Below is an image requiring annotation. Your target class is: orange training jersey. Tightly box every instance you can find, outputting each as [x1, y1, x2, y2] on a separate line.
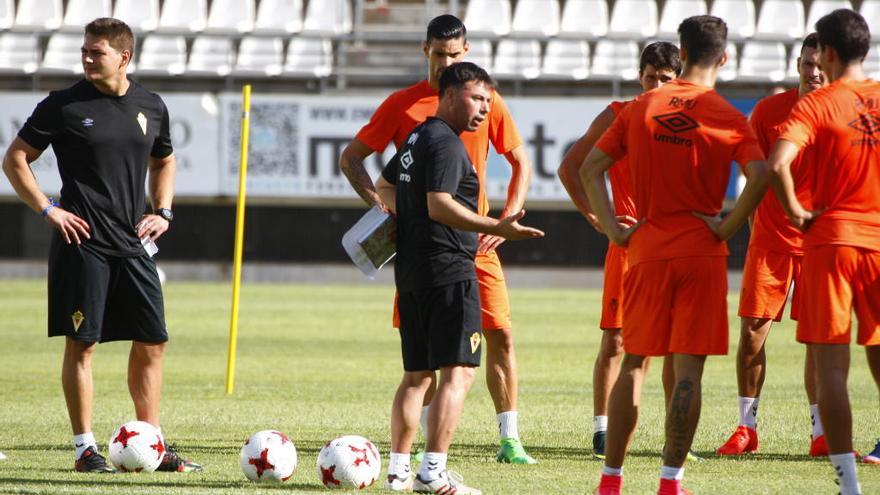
[596, 79, 765, 265]
[748, 88, 811, 254]
[355, 79, 523, 216]
[607, 101, 637, 219]
[778, 77, 880, 251]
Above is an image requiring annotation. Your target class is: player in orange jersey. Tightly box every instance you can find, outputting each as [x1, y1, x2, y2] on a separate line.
[716, 33, 830, 457]
[558, 41, 690, 461]
[583, 16, 768, 495]
[339, 15, 536, 466]
[768, 9, 880, 495]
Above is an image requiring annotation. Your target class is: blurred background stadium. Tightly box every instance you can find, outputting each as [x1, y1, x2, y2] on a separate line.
[2, 0, 877, 281]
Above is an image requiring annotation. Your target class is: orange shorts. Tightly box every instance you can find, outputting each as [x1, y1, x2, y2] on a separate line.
[392, 250, 512, 331]
[796, 245, 880, 346]
[622, 256, 729, 357]
[738, 245, 802, 321]
[600, 244, 628, 330]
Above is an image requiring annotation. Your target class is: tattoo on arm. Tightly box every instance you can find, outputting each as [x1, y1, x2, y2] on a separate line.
[665, 378, 696, 466]
[341, 154, 379, 207]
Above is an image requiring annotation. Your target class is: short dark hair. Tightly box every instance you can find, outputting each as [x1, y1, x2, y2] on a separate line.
[426, 14, 466, 43]
[85, 17, 134, 55]
[438, 62, 495, 97]
[815, 9, 870, 64]
[800, 32, 819, 54]
[677, 15, 727, 67]
[640, 41, 681, 75]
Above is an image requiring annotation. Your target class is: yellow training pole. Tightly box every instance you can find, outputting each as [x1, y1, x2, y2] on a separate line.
[226, 84, 252, 395]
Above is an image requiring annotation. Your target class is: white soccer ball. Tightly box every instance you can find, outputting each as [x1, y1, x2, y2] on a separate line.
[316, 435, 381, 489]
[240, 430, 298, 483]
[108, 421, 165, 472]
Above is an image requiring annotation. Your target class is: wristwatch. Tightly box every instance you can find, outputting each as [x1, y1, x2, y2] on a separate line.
[154, 208, 174, 223]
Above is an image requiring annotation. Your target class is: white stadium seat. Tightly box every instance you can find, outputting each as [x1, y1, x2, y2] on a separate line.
[464, 0, 511, 37]
[283, 37, 333, 77]
[591, 39, 639, 79]
[233, 36, 283, 76]
[138, 35, 187, 75]
[0, 33, 39, 73]
[62, 0, 111, 31]
[206, 0, 255, 33]
[464, 39, 493, 69]
[40, 33, 84, 74]
[113, 0, 159, 32]
[254, 0, 303, 34]
[608, 0, 658, 39]
[805, 0, 851, 32]
[14, 0, 62, 31]
[710, 0, 755, 40]
[559, 0, 607, 39]
[658, 0, 707, 39]
[755, 0, 804, 40]
[738, 41, 787, 82]
[0, 0, 13, 30]
[302, 0, 351, 35]
[786, 40, 801, 82]
[186, 36, 235, 76]
[493, 39, 541, 79]
[865, 45, 880, 79]
[510, 0, 560, 38]
[718, 42, 739, 82]
[158, 0, 207, 32]
[862, 1, 880, 41]
[541, 39, 590, 79]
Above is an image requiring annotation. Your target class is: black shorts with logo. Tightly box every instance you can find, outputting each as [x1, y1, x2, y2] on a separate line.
[48, 235, 168, 343]
[397, 279, 482, 371]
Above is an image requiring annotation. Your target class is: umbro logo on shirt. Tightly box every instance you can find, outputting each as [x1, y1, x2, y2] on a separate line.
[81, 118, 94, 127]
[400, 150, 414, 170]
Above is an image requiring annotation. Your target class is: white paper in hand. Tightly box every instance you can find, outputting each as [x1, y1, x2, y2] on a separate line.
[140, 237, 159, 257]
[342, 206, 396, 279]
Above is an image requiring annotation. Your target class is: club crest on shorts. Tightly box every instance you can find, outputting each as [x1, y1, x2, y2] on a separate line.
[469, 332, 481, 354]
[137, 112, 147, 135]
[71, 310, 85, 332]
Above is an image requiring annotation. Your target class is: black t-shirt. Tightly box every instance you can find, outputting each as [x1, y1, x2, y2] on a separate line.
[382, 117, 480, 291]
[18, 79, 173, 257]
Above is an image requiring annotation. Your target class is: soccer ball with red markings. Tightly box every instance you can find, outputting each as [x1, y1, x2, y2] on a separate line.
[316, 435, 381, 489]
[239, 430, 298, 483]
[108, 421, 165, 472]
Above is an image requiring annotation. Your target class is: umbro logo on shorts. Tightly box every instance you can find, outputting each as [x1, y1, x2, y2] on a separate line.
[71, 310, 85, 332]
[470, 332, 481, 354]
[81, 118, 94, 127]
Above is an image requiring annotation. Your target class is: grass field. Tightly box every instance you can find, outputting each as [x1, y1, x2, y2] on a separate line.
[1, 279, 879, 494]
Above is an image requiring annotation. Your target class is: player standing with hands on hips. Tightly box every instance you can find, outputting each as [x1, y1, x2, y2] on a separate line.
[375, 62, 543, 494]
[1, 18, 200, 474]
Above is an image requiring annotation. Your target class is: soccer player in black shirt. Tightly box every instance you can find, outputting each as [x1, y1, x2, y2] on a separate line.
[375, 62, 543, 494]
[1, 18, 199, 473]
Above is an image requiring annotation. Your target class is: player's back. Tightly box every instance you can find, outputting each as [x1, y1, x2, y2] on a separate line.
[607, 100, 637, 219]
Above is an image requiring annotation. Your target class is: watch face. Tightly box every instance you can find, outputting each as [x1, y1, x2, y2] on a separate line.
[157, 208, 173, 221]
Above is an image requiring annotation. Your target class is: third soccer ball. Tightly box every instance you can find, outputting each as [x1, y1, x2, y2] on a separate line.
[108, 421, 165, 472]
[240, 430, 298, 482]
[316, 435, 381, 489]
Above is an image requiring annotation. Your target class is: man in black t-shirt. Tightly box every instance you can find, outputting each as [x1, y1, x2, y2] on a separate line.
[1, 18, 199, 474]
[374, 62, 543, 495]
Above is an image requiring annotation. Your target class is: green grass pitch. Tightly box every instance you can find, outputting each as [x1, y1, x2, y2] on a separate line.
[1, 279, 878, 494]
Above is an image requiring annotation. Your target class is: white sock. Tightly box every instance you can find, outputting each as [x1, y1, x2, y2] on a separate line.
[830, 452, 861, 495]
[602, 465, 622, 476]
[498, 411, 519, 440]
[419, 405, 430, 439]
[810, 404, 824, 440]
[660, 465, 684, 481]
[388, 452, 411, 478]
[73, 432, 97, 459]
[738, 396, 759, 429]
[594, 415, 608, 434]
[418, 452, 447, 482]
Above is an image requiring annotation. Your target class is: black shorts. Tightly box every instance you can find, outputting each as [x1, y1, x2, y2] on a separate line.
[48, 235, 168, 343]
[397, 279, 482, 371]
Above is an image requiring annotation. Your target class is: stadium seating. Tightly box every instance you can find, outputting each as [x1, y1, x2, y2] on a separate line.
[541, 39, 590, 79]
[805, 0, 851, 33]
[186, 36, 235, 76]
[138, 35, 187, 75]
[157, 0, 207, 33]
[657, 0, 707, 39]
[785, 40, 801, 82]
[755, 0, 805, 40]
[493, 39, 541, 79]
[608, 0, 658, 39]
[510, 0, 560, 38]
[254, 0, 303, 34]
[113, 0, 159, 32]
[465, 39, 494, 69]
[558, 0, 607, 39]
[302, 0, 351, 35]
[860, 0, 880, 40]
[464, 0, 511, 37]
[206, 0, 255, 33]
[718, 42, 738, 82]
[0, 32, 39, 73]
[865, 44, 880, 79]
[233, 36, 284, 76]
[40, 33, 84, 74]
[591, 39, 639, 79]
[710, 0, 755, 40]
[283, 37, 333, 77]
[62, 0, 111, 31]
[13, 0, 62, 31]
[738, 41, 787, 82]
[0, 0, 12, 30]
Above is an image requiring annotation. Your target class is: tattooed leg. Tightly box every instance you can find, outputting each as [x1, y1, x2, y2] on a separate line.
[663, 354, 706, 468]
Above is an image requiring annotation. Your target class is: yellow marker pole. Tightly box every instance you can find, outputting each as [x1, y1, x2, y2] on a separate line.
[226, 84, 252, 395]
